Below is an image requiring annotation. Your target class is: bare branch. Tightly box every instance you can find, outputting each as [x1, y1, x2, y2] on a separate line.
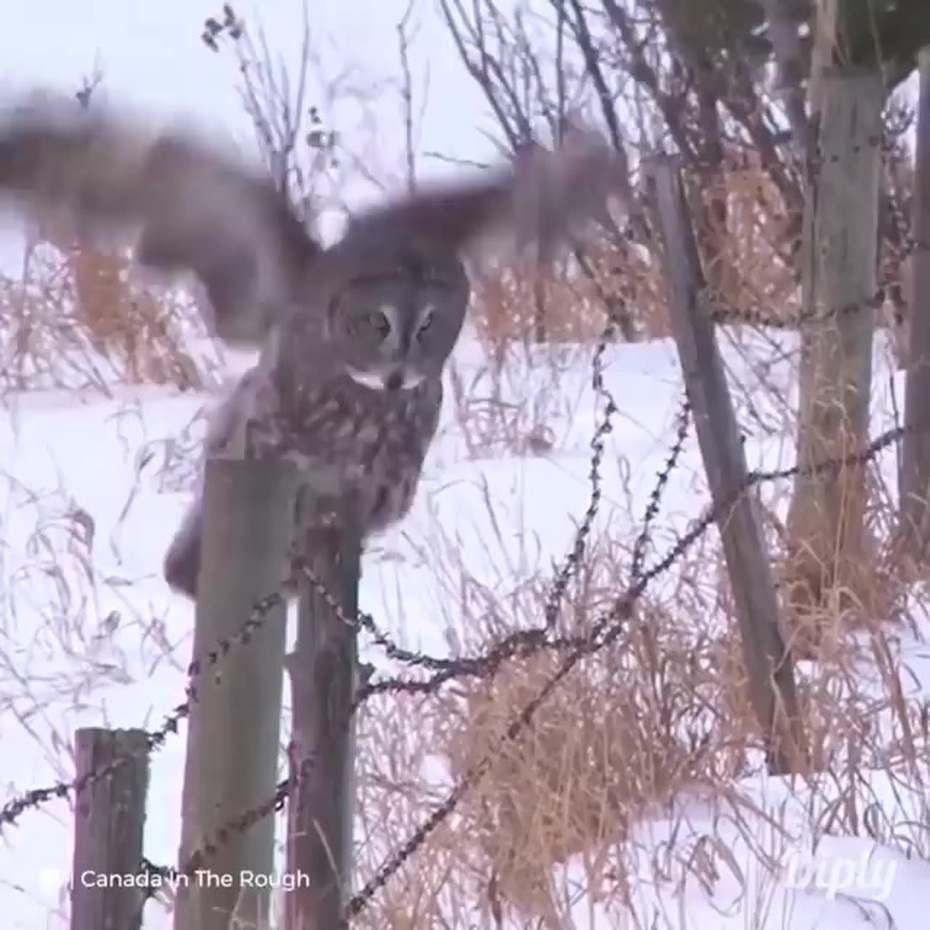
[397, 0, 419, 193]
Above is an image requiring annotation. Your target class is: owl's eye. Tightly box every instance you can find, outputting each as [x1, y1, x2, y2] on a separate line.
[416, 308, 434, 338]
[369, 310, 391, 333]
[355, 308, 391, 338]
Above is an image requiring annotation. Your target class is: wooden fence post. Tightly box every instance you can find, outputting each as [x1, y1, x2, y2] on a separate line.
[900, 47, 930, 567]
[646, 155, 808, 775]
[173, 458, 298, 930]
[285, 485, 362, 930]
[70, 727, 150, 930]
[785, 67, 883, 624]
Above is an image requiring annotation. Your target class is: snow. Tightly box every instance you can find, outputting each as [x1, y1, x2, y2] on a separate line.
[0, 323, 927, 929]
[0, 2, 927, 923]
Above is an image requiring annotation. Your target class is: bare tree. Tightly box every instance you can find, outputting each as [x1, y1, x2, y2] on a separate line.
[439, 0, 928, 627]
[201, 2, 340, 233]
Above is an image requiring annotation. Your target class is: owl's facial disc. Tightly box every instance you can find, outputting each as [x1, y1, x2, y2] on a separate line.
[339, 298, 437, 393]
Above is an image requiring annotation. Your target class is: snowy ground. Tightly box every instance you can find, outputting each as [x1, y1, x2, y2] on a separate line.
[1, 327, 929, 928]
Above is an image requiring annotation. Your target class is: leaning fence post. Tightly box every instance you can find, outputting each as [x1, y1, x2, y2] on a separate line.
[646, 155, 808, 775]
[285, 480, 362, 930]
[70, 727, 150, 930]
[173, 458, 298, 930]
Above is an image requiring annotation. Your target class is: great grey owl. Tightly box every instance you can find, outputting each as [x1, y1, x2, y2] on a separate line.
[0, 93, 627, 600]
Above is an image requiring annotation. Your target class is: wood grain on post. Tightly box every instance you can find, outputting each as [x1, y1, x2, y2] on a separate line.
[285, 484, 361, 930]
[646, 155, 808, 775]
[901, 48, 930, 565]
[70, 727, 150, 930]
[173, 458, 298, 930]
[786, 68, 883, 622]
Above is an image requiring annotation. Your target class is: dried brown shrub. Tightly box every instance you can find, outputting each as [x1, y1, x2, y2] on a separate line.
[467, 155, 801, 350]
[416, 527, 749, 922]
[63, 241, 205, 388]
[0, 229, 214, 394]
[442, 649, 694, 916]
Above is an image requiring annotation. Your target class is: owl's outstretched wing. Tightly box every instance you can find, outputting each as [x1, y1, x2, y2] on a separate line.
[340, 122, 629, 263]
[0, 94, 319, 347]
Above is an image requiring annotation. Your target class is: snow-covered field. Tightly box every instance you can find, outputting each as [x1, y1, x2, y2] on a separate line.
[0, 323, 929, 929]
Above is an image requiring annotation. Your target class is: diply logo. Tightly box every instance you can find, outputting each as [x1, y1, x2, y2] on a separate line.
[782, 846, 897, 902]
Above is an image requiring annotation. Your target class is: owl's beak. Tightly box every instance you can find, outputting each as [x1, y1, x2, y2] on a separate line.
[346, 366, 424, 392]
[385, 368, 425, 391]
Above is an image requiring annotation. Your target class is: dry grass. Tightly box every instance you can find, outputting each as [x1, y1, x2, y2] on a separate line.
[467, 155, 802, 349]
[0, 227, 220, 396]
[445, 331, 591, 460]
[341, 273, 930, 927]
[0, 122, 927, 929]
[346, 471, 930, 926]
[436, 588, 730, 919]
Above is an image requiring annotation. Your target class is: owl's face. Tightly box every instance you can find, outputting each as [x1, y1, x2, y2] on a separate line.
[316, 247, 470, 392]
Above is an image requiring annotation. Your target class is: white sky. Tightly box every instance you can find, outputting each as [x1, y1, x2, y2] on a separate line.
[0, 2, 920, 247]
[0, 0, 501, 242]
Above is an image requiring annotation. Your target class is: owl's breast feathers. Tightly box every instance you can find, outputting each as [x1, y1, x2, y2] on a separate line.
[243, 367, 443, 533]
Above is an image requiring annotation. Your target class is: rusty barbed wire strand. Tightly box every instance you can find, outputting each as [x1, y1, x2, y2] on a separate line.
[3, 135, 919, 921]
[0, 586, 292, 828]
[542, 317, 619, 629]
[341, 412, 917, 923]
[630, 393, 692, 584]
[356, 406, 913, 708]
[8, 307, 916, 915]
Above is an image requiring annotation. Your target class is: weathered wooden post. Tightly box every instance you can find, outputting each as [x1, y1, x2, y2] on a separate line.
[785, 67, 884, 621]
[173, 458, 298, 930]
[647, 155, 808, 775]
[70, 727, 150, 930]
[284, 480, 362, 930]
[900, 47, 930, 567]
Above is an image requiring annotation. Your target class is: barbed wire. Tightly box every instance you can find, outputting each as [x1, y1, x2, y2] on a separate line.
[174, 93, 923, 929]
[2, 170, 921, 923]
[630, 393, 692, 584]
[137, 278, 919, 919]
[5, 289, 915, 911]
[338, 244, 919, 918]
[0, 586, 292, 828]
[342, 408, 916, 924]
